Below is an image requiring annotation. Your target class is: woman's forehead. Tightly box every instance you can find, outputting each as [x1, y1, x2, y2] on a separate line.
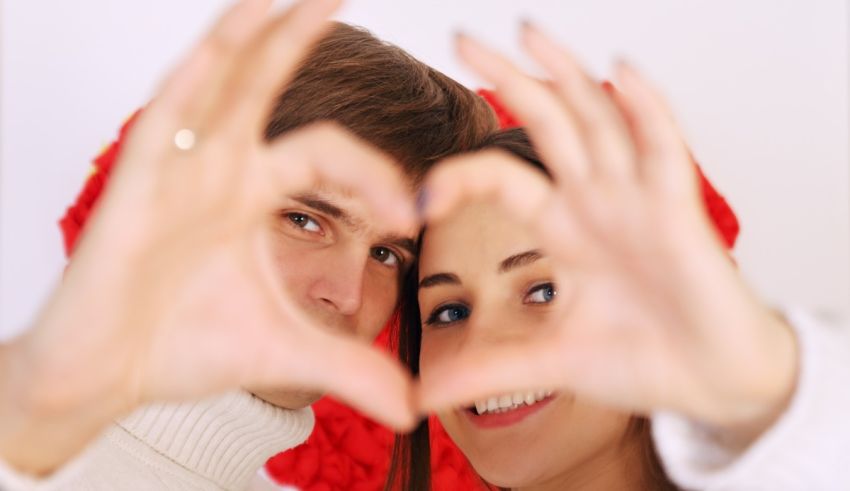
[419, 201, 538, 274]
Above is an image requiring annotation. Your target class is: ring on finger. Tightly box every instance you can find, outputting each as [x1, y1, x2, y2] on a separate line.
[173, 128, 198, 152]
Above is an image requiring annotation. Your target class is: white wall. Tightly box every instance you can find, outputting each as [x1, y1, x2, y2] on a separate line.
[1, 0, 848, 339]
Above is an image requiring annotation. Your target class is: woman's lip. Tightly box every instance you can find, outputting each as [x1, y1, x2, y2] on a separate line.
[462, 395, 556, 429]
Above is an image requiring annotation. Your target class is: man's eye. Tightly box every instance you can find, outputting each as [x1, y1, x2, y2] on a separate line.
[286, 213, 321, 233]
[524, 283, 556, 304]
[426, 304, 471, 326]
[370, 246, 401, 267]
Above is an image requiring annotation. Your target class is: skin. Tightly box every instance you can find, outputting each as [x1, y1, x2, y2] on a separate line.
[0, 0, 419, 474]
[0, 1, 799, 483]
[418, 201, 647, 490]
[417, 24, 798, 455]
[254, 186, 417, 407]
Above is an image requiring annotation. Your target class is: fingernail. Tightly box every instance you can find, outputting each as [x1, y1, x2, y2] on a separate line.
[415, 188, 430, 217]
[614, 58, 637, 76]
[600, 80, 616, 94]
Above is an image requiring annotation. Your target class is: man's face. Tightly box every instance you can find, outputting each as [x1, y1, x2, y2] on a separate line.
[253, 183, 418, 408]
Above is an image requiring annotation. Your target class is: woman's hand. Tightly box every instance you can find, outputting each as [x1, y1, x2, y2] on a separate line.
[417, 24, 798, 444]
[0, 0, 417, 474]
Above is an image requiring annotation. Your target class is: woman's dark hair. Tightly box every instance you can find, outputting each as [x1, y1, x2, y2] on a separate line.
[386, 128, 678, 491]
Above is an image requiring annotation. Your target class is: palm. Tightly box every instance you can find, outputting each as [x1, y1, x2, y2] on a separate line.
[19, 0, 417, 432]
[419, 27, 795, 428]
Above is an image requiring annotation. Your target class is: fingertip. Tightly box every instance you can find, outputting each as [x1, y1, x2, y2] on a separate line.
[415, 187, 430, 219]
[454, 32, 488, 62]
[422, 192, 451, 224]
[242, 0, 273, 13]
[518, 17, 542, 45]
[299, 0, 343, 16]
[614, 60, 644, 94]
[396, 201, 419, 233]
[398, 394, 421, 433]
[418, 175, 448, 222]
[600, 80, 616, 94]
[453, 30, 472, 57]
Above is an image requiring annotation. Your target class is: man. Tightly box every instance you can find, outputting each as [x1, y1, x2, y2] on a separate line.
[0, 1, 494, 488]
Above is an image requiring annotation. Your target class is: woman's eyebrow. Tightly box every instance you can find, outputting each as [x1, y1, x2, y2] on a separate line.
[498, 249, 543, 273]
[419, 272, 461, 289]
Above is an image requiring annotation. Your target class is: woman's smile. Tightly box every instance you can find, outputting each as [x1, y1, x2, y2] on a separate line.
[462, 390, 557, 429]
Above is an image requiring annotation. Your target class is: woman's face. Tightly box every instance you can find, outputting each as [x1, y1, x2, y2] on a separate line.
[417, 200, 633, 488]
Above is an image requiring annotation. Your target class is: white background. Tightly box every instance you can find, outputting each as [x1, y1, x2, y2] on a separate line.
[1, 0, 848, 339]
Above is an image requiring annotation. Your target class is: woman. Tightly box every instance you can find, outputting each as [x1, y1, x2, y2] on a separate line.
[390, 24, 847, 490]
[392, 128, 677, 490]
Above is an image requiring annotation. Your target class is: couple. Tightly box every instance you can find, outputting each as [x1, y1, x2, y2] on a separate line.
[0, 0, 847, 489]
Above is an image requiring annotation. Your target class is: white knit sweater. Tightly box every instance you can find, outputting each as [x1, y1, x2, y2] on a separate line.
[0, 391, 314, 490]
[652, 308, 850, 490]
[1, 309, 847, 490]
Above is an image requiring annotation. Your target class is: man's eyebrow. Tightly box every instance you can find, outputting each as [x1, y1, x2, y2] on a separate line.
[419, 272, 461, 289]
[498, 249, 543, 274]
[381, 236, 418, 256]
[291, 193, 358, 228]
[292, 193, 415, 249]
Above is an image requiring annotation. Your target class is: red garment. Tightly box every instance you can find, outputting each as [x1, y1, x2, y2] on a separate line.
[58, 91, 739, 491]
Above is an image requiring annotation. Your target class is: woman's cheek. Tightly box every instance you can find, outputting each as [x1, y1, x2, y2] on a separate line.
[360, 274, 399, 337]
[418, 330, 443, 377]
[418, 328, 463, 379]
[418, 333, 435, 376]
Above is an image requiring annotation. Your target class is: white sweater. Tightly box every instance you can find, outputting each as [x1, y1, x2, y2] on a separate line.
[0, 392, 314, 490]
[1, 309, 847, 490]
[652, 308, 850, 490]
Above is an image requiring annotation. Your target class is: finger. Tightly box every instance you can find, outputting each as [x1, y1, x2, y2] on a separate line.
[455, 34, 591, 180]
[416, 334, 569, 414]
[133, 0, 274, 152]
[267, 327, 417, 431]
[613, 63, 694, 190]
[423, 150, 553, 222]
[600, 81, 641, 144]
[256, 122, 418, 232]
[521, 23, 637, 181]
[422, 150, 584, 263]
[213, 0, 342, 140]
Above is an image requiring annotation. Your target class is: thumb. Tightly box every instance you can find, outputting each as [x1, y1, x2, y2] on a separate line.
[261, 325, 417, 432]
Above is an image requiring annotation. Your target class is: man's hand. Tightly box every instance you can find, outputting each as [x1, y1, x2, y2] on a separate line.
[0, 0, 417, 475]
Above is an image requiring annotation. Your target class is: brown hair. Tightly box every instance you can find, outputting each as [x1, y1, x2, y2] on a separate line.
[265, 22, 497, 182]
[387, 128, 679, 491]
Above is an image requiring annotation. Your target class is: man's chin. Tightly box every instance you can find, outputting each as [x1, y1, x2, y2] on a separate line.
[251, 388, 323, 410]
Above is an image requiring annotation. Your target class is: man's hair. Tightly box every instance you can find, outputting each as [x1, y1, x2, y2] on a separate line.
[265, 22, 497, 183]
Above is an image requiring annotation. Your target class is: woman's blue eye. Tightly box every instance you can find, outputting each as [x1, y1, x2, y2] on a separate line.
[287, 212, 321, 233]
[427, 304, 470, 326]
[525, 283, 556, 304]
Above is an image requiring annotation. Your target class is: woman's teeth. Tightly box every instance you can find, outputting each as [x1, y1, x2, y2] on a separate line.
[473, 390, 554, 415]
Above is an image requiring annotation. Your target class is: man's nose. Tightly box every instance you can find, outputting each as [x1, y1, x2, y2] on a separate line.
[308, 249, 368, 317]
